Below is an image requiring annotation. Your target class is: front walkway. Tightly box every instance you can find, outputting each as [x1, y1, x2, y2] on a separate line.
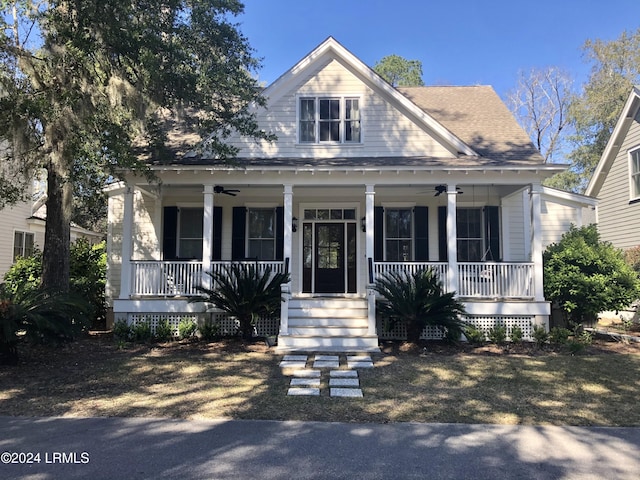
[279, 354, 374, 397]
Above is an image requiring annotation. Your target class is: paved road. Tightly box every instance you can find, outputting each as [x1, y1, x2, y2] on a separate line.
[1, 416, 639, 479]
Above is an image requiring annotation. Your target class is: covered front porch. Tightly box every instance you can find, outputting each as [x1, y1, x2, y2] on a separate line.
[108, 168, 550, 350]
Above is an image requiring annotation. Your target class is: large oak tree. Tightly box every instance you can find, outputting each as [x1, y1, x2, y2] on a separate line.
[0, 0, 270, 291]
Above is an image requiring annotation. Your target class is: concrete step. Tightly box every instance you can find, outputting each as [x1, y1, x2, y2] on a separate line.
[288, 326, 369, 336]
[288, 317, 368, 328]
[288, 307, 368, 319]
[276, 334, 380, 352]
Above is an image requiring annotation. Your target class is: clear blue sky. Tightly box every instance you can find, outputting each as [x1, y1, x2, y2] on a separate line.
[238, 0, 639, 98]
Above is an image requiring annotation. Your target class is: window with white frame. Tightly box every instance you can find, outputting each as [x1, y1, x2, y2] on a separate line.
[385, 208, 412, 261]
[13, 231, 35, 261]
[630, 148, 640, 200]
[248, 208, 276, 260]
[178, 208, 203, 259]
[298, 97, 361, 143]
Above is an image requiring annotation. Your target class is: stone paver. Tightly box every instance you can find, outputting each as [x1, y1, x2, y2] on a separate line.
[290, 378, 321, 387]
[330, 370, 358, 378]
[287, 387, 320, 396]
[283, 355, 309, 361]
[346, 355, 372, 362]
[292, 369, 321, 378]
[314, 355, 339, 361]
[347, 361, 374, 369]
[279, 360, 307, 369]
[313, 360, 340, 369]
[330, 388, 363, 397]
[329, 378, 360, 387]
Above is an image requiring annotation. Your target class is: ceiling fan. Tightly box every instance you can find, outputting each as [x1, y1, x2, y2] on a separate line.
[434, 185, 463, 196]
[213, 186, 240, 196]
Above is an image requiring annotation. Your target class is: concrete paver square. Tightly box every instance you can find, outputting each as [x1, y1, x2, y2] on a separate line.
[329, 378, 360, 387]
[313, 361, 340, 369]
[291, 378, 321, 387]
[347, 361, 374, 369]
[314, 355, 339, 361]
[330, 388, 363, 397]
[292, 370, 321, 378]
[283, 355, 309, 362]
[287, 387, 320, 396]
[330, 370, 358, 378]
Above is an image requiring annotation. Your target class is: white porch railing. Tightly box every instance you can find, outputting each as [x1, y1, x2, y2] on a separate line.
[373, 261, 534, 299]
[130, 260, 286, 297]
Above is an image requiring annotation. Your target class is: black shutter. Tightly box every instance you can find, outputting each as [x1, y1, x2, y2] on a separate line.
[484, 206, 500, 261]
[213, 206, 222, 261]
[414, 206, 429, 261]
[438, 206, 448, 262]
[275, 206, 284, 260]
[231, 206, 246, 260]
[374, 206, 384, 261]
[163, 206, 178, 260]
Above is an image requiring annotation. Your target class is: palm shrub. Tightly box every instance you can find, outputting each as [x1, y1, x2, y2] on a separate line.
[193, 263, 290, 341]
[373, 268, 467, 344]
[0, 284, 90, 365]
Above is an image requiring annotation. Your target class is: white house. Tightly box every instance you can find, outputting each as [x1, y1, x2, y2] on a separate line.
[0, 192, 103, 281]
[106, 37, 575, 351]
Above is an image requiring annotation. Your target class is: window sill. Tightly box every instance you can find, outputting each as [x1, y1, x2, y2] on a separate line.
[296, 142, 364, 148]
[629, 197, 640, 205]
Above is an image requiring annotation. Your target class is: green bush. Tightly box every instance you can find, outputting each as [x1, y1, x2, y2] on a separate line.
[3, 239, 107, 328]
[193, 263, 290, 341]
[464, 324, 485, 345]
[624, 245, 640, 275]
[155, 319, 173, 342]
[488, 325, 507, 345]
[112, 320, 131, 340]
[199, 319, 221, 341]
[532, 324, 549, 347]
[373, 268, 467, 344]
[131, 320, 152, 342]
[544, 225, 640, 327]
[510, 325, 523, 343]
[178, 319, 197, 340]
[549, 327, 571, 345]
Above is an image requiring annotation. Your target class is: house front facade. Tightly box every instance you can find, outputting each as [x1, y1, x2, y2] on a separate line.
[107, 37, 569, 351]
[586, 86, 640, 250]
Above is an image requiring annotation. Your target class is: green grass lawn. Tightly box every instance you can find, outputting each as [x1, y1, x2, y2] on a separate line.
[1, 335, 639, 426]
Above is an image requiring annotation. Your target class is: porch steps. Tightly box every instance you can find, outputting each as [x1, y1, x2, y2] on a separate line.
[277, 297, 379, 352]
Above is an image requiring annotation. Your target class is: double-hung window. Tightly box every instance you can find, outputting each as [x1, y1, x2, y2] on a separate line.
[299, 97, 361, 143]
[630, 148, 640, 201]
[177, 208, 203, 259]
[248, 208, 276, 260]
[457, 208, 483, 262]
[13, 231, 35, 261]
[385, 208, 412, 261]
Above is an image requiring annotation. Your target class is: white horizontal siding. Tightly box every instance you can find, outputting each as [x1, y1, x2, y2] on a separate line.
[598, 115, 640, 249]
[227, 58, 452, 159]
[0, 202, 37, 280]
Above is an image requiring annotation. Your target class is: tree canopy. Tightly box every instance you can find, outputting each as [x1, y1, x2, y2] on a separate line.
[0, 0, 271, 290]
[373, 54, 424, 87]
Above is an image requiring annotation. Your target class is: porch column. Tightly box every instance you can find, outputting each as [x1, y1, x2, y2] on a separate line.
[279, 184, 293, 336]
[365, 184, 376, 335]
[446, 184, 459, 294]
[119, 187, 134, 299]
[530, 183, 544, 301]
[201, 185, 215, 291]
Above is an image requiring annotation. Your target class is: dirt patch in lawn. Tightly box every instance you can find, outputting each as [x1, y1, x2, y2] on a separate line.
[1, 333, 639, 426]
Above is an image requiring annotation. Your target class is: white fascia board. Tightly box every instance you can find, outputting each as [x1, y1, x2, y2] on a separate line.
[262, 37, 478, 158]
[541, 186, 598, 208]
[585, 86, 640, 197]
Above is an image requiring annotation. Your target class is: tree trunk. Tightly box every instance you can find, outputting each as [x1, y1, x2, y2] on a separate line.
[41, 159, 72, 293]
[406, 318, 423, 345]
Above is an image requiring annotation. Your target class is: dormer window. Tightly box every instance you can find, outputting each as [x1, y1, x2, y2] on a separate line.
[299, 96, 361, 144]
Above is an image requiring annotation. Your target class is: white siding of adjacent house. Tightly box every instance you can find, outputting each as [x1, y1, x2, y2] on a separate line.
[540, 198, 595, 249]
[226, 57, 453, 159]
[597, 113, 640, 250]
[0, 201, 43, 280]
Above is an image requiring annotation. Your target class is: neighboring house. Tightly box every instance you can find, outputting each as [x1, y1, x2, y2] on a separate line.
[585, 86, 640, 250]
[107, 37, 577, 351]
[539, 187, 597, 248]
[0, 193, 104, 281]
